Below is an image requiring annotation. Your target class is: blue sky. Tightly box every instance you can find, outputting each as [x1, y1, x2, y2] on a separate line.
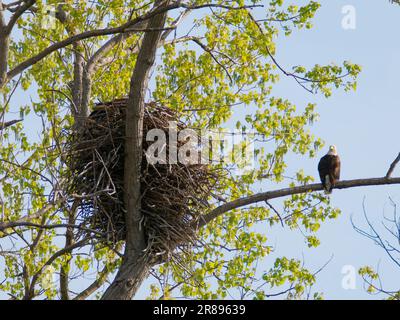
[2, 0, 400, 300]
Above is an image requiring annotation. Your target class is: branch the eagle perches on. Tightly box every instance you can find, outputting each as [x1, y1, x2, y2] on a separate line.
[1, 153, 400, 234]
[196, 152, 400, 228]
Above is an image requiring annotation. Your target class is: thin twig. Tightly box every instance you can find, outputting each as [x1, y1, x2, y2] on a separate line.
[265, 200, 284, 227]
[386, 152, 400, 178]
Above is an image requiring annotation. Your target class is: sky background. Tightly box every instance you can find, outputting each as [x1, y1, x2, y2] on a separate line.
[2, 0, 400, 300]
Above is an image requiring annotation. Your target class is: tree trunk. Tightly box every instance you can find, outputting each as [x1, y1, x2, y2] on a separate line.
[101, 249, 150, 300]
[101, 0, 169, 300]
[0, 18, 9, 88]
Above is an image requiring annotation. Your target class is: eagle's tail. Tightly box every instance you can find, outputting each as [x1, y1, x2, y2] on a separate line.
[324, 175, 332, 194]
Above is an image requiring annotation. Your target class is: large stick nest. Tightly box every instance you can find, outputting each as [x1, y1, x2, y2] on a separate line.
[66, 98, 220, 257]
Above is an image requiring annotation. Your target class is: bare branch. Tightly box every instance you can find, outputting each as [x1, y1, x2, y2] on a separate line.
[245, 10, 350, 91]
[0, 1, 6, 28]
[2, 1, 25, 12]
[197, 176, 400, 228]
[73, 264, 110, 300]
[6, 0, 35, 34]
[60, 204, 76, 300]
[265, 200, 284, 227]
[25, 238, 90, 299]
[79, 7, 190, 125]
[386, 153, 400, 178]
[191, 37, 233, 83]
[0, 119, 22, 130]
[80, 33, 129, 115]
[0, 221, 103, 235]
[0, 201, 60, 236]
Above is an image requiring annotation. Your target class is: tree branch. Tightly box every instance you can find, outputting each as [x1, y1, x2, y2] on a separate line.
[386, 152, 400, 178]
[80, 33, 129, 116]
[81, 8, 190, 115]
[197, 176, 400, 228]
[0, 201, 61, 236]
[0, 221, 103, 235]
[0, 1, 6, 27]
[60, 201, 77, 300]
[3, 2, 260, 87]
[0, 0, 35, 86]
[0, 119, 22, 130]
[245, 10, 351, 92]
[73, 264, 110, 300]
[25, 238, 90, 300]
[6, 0, 35, 34]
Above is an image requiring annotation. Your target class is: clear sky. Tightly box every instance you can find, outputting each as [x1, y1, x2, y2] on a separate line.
[2, 0, 400, 300]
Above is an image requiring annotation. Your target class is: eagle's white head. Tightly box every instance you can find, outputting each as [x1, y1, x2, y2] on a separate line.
[327, 145, 338, 156]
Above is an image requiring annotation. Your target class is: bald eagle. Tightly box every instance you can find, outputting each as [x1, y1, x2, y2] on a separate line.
[318, 145, 340, 194]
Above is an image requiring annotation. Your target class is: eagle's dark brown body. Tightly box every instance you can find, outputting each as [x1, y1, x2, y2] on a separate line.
[318, 153, 340, 193]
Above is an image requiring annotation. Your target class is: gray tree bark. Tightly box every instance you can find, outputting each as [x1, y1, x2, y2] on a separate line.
[101, 0, 169, 300]
[197, 176, 400, 228]
[0, 1, 9, 88]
